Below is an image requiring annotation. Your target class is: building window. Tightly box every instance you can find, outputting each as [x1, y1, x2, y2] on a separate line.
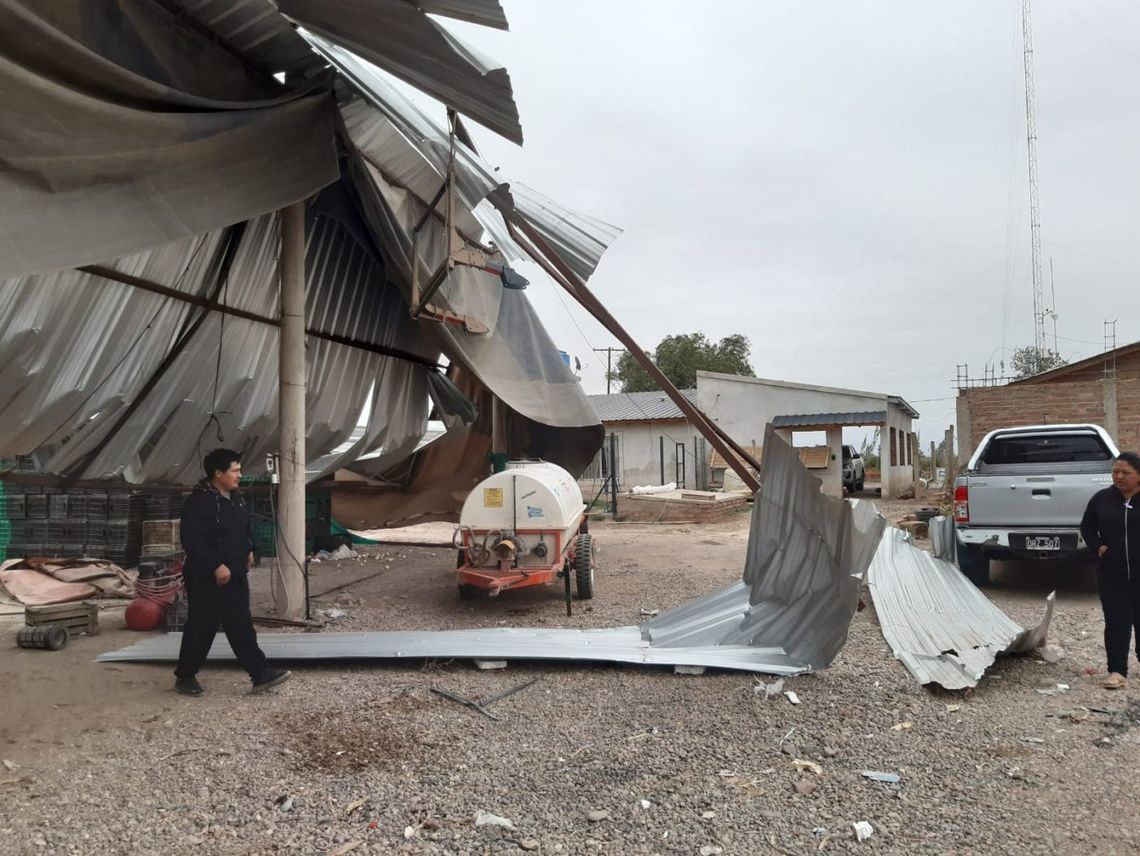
[890, 428, 898, 467]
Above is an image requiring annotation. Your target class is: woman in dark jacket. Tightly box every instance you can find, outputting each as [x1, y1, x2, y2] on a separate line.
[1080, 451, 1140, 689]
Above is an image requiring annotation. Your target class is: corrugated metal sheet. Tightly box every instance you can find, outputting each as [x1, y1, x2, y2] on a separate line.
[772, 411, 888, 428]
[0, 199, 434, 483]
[281, 0, 522, 143]
[174, 0, 519, 141]
[867, 527, 1054, 689]
[586, 390, 697, 423]
[173, 0, 325, 79]
[100, 428, 887, 675]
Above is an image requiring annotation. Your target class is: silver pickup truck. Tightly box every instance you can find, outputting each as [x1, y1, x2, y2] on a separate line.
[953, 424, 1119, 584]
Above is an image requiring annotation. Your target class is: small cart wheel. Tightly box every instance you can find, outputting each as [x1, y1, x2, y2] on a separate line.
[574, 533, 595, 600]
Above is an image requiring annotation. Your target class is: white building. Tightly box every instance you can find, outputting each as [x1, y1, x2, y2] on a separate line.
[584, 390, 703, 490]
[584, 375, 920, 499]
[696, 372, 919, 498]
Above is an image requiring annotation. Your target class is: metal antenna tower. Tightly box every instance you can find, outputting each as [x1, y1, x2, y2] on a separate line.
[1021, 0, 1047, 356]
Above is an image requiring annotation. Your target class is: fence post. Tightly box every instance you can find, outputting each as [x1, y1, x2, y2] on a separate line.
[609, 433, 619, 514]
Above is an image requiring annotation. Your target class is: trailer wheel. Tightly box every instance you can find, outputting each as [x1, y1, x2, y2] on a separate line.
[574, 534, 595, 599]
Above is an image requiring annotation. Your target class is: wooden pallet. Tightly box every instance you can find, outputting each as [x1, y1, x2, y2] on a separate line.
[24, 601, 99, 636]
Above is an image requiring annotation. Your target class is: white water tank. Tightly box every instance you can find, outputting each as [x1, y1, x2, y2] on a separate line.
[460, 461, 584, 532]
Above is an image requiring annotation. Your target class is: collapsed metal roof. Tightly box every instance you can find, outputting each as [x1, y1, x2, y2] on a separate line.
[99, 428, 888, 674]
[867, 522, 1054, 690]
[0, 0, 614, 496]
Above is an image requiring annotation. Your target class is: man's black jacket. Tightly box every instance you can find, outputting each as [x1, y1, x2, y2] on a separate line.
[180, 482, 254, 581]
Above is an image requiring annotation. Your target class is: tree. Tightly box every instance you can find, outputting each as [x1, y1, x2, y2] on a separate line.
[859, 428, 881, 472]
[608, 333, 756, 393]
[1009, 346, 1067, 380]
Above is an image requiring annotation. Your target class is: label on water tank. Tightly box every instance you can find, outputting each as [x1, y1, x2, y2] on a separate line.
[527, 506, 544, 519]
[483, 488, 503, 508]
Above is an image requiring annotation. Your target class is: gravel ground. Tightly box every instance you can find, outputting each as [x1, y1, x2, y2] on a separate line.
[1, 492, 1137, 855]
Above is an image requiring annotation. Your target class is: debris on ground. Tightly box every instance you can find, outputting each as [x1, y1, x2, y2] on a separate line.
[474, 811, 516, 831]
[793, 759, 823, 775]
[586, 809, 610, 822]
[784, 690, 801, 705]
[862, 771, 901, 784]
[852, 821, 875, 842]
[754, 678, 785, 699]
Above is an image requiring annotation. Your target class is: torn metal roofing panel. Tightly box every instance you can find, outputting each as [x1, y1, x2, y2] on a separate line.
[586, 390, 698, 422]
[168, 0, 328, 80]
[101, 429, 887, 675]
[0, 0, 340, 280]
[867, 526, 1054, 690]
[0, 199, 435, 483]
[415, 0, 509, 31]
[772, 411, 888, 429]
[487, 184, 624, 282]
[280, 0, 523, 143]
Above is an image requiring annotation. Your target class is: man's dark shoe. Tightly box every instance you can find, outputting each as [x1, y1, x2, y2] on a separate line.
[251, 668, 291, 694]
[174, 676, 204, 696]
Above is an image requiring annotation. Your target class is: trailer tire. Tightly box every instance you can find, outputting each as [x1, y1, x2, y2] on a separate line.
[575, 534, 595, 599]
[957, 542, 990, 586]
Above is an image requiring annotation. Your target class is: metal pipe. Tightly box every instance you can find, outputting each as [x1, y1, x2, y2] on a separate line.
[77, 264, 441, 369]
[275, 201, 308, 620]
[609, 433, 619, 514]
[504, 218, 760, 491]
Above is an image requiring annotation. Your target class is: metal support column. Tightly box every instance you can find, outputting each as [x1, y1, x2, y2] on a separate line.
[609, 433, 619, 515]
[275, 202, 307, 620]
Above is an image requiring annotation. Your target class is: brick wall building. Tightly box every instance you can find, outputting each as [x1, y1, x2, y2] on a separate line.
[956, 341, 1140, 460]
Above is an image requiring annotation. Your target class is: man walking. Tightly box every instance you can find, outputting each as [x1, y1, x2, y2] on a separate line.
[174, 448, 290, 696]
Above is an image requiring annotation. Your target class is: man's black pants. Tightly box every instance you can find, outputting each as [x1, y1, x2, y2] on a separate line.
[1097, 568, 1140, 676]
[175, 572, 266, 680]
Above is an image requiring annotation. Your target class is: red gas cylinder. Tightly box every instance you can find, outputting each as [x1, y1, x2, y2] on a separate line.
[125, 597, 165, 631]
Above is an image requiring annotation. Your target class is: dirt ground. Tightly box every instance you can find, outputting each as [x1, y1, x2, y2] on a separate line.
[1, 491, 1137, 855]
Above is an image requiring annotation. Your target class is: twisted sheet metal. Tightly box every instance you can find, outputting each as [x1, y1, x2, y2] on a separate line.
[0, 204, 433, 483]
[100, 429, 887, 674]
[868, 526, 1054, 689]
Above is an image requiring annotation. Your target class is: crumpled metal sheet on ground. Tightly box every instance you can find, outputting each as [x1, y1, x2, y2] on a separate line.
[868, 524, 1054, 690]
[99, 429, 887, 675]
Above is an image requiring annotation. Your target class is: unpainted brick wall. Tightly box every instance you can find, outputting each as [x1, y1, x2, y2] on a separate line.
[616, 495, 748, 524]
[960, 357, 1140, 455]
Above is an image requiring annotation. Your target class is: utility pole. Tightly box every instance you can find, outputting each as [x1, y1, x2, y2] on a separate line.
[593, 347, 623, 394]
[1022, 0, 1047, 358]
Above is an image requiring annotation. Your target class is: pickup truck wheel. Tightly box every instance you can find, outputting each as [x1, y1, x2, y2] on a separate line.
[856, 477, 864, 491]
[957, 543, 990, 586]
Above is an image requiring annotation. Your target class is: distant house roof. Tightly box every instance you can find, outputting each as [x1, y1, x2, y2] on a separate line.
[772, 411, 889, 429]
[587, 389, 698, 422]
[1009, 339, 1140, 385]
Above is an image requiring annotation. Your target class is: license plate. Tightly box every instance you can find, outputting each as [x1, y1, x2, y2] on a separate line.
[1025, 536, 1060, 551]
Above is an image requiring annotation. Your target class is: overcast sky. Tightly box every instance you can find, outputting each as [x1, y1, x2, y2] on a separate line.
[444, 1, 1140, 445]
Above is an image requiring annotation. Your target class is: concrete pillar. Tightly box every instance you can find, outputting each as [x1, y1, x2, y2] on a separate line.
[880, 427, 891, 499]
[275, 201, 307, 620]
[823, 426, 843, 497]
[945, 426, 957, 485]
[1104, 378, 1119, 444]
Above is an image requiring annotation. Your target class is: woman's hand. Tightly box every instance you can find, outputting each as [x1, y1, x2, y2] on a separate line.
[1098, 545, 1109, 558]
